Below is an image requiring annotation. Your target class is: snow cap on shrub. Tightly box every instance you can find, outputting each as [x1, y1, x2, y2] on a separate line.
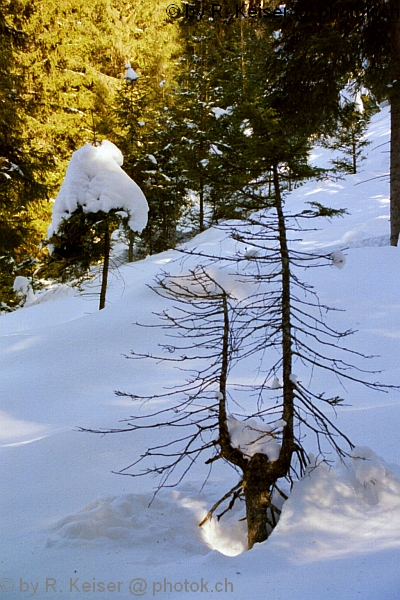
[48, 140, 148, 238]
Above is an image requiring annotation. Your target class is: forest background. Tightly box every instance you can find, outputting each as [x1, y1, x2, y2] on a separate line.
[0, 0, 396, 308]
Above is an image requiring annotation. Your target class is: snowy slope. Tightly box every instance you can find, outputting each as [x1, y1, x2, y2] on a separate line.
[1, 106, 400, 600]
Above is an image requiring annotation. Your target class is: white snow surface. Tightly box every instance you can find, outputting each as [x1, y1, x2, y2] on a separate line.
[47, 140, 148, 238]
[1, 106, 400, 599]
[351, 446, 387, 489]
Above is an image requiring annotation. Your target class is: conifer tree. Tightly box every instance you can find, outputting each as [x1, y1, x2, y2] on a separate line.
[0, 2, 52, 307]
[168, 18, 225, 231]
[275, 0, 399, 244]
[46, 140, 148, 310]
[0, 0, 182, 305]
[177, 12, 319, 222]
[113, 74, 188, 255]
[165, 3, 322, 227]
[324, 98, 374, 175]
[83, 173, 395, 549]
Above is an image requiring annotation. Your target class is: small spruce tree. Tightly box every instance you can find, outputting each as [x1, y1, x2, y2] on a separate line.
[47, 140, 148, 309]
[82, 178, 395, 548]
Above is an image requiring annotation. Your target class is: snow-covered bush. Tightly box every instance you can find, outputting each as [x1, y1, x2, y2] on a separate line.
[47, 140, 148, 239]
[47, 141, 148, 309]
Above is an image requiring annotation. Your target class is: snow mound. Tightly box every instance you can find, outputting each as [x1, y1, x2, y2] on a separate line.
[173, 491, 248, 557]
[272, 458, 400, 563]
[350, 446, 388, 505]
[28, 284, 78, 306]
[46, 492, 209, 559]
[269, 376, 281, 389]
[48, 140, 148, 238]
[211, 106, 233, 119]
[0, 410, 51, 447]
[124, 63, 138, 81]
[13, 276, 31, 295]
[46, 486, 249, 559]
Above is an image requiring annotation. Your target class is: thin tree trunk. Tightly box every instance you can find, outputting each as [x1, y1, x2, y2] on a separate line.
[242, 169, 296, 549]
[99, 221, 110, 310]
[128, 229, 134, 262]
[199, 32, 206, 233]
[390, 0, 400, 246]
[352, 133, 357, 175]
[218, 293, 248, 471]
[199, 175, 204, 232]
[216, 175, 296, 549]
[272, 164, 295, 468]
[148, 217, 153, 255]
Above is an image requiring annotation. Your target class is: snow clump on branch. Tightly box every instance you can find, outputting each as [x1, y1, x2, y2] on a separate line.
[13, 276, 36, 306]
[331, 250, 346, 270]
[227, 416, 286, 461]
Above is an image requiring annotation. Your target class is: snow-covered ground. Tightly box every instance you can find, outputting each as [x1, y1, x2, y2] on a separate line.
[1, 106, 400, 600]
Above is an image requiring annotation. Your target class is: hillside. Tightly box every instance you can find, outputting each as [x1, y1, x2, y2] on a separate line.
[1, 105, 400, 600]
